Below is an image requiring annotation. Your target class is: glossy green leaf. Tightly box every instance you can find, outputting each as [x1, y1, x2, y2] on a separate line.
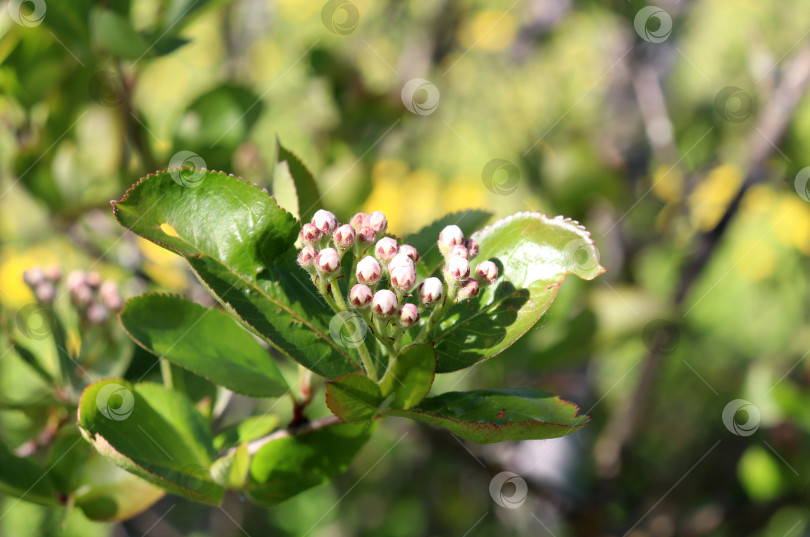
[74, 454, 165, 522]
[378, 343, 436, 409]
[77, 379, 223, 504]
[432, 212, 605, 372]
[46, 426, 91, 495]
[325, 374, 384, 422]
[405, 210, 492, 274]
[210, 444, 250, 489]
[247, 421, 375, 507]
[384, 388, 589, 443]
[275, 140, 323, 223]
[113, 170, 360, 379]
[119, 294, 289, 398]
[213, 414, 280, 451]
[0, 440, 59, 505]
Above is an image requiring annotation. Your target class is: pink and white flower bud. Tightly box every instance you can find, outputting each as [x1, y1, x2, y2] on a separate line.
[35, 282, 55, 304]
[67, 270, 85, 291]
[99, 280, 122, 311]
[419, 277, 444, 305]
[444, 256, 470, 281]
[300, 223, 321, 245]
[356, 256, 382, 285]
[368, 211, 388, 234]
[438, 225, 464, 255]
[450, 245, 469, 259]
[312, 209, 338, 235]
[349, 284, 373, 308]
[388, 253, 414, 272]
[464, 238, 479, 258]
[399, 244, 420, 264]
[23, 267, 46, 288]
[70, 284, 93, 308]
[374, 237, 399, 262]
[457, 278, 480, 301]
[390, 265, 416, 292]
[372, 289, 398, 317]
[357, 226, 376, 245]
[297, 245, 317, 270]
[350, 212, 368, 230]
[316, 248, 341, 274]
[86, 303, 109, 325]
[45, 265, 62, 283]
[333, 224, 356, 249]
[474, 261, 498, 284]
[86, 271, 102, 288]
[399, 303, 420, 327]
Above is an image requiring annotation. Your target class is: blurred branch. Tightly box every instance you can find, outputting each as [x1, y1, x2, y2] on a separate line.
[597, 43, 810, 478]
[241, 415, 341, 455]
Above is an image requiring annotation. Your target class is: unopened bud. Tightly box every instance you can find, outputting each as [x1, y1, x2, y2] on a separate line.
[35, 282, 55, 304]
[357, 226, 376, 245]
[333, 224, 356, 249]
[399, 303, 420, 327]
[457, 278, 480, 301]
[390, 265, 416, 292]
[349, 284, 373, 308]
[350, 212, 368, 230]
[297, 245, 317, 270]
[312, 209, 338, 235]
[388, 253, 414, 272]
[464, 238, 479, 258]
[372, 289, 398, 317]
[316, 248, 341, 274]
[356, 256, 382, 285]
[23, 267, 46, 289]
[86, 303, 109, 325]
[300, 223, 321, 245]
[419, 277, 443, 305]
[450, 245, 469, 259]
[99, 280, 122, 310]
[374, 237, 398, 262]
[399, 244, 420, 264]
[71, 284, 93, 308]
[444, 256, 470, 281]
[474, 261, 498, 284]
[86, 271, 102, 288]
[368, 211, 387, 234]
[67, 270, 85, 291]
[44, 265, 61, 283]
[438, 225, 464, 255]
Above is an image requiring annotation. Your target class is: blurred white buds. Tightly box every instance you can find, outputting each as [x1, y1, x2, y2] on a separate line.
[372, 290, 398, 317]
[374, 237, 399, 262]
[474, 261, 498, 285]
[333, 224, 356, 250]
[419, 277, 444, 306]
[98, 280, 122, 311]
[300, 223, 321, 245]
[316, 248, 341, 274]
[312, 209, 338, 235]
[438, 225, 464, 256]
[399, 303, 420, 327]
[349, 284, 373, 308]
[297, 245, 317, 271]
[356, 256, 382, 285]
[444, 256, 470, 281]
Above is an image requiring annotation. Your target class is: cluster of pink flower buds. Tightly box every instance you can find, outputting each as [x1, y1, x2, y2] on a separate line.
[23, 266, 122, 325]
[23, 265, 61, 304]
[438, 225, 498, 303]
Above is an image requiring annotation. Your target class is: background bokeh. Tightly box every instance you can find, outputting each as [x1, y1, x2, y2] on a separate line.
[2, 0, 810, 535]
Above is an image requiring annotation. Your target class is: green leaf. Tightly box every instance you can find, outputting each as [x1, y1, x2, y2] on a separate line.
[91, 9, 150, 60]
[378, 343, 436, 409]
[46, 426, 91, 495]
[213, 415, 280, 451]
[325, 374, 384, 422]
[210, 444, 250, 489]
[274, 140, 323, 223]
[384, 388, 589, 443]
[119, 294, 289, 398]
[247, 421, 375, 507]
[405, 210, 492, 275]
[0, 440, 59, 505]
[75, 454, 165, 522]
[432, 212, 605, 372]
[77, 379, 224, 504]
[113, 170, 360, 379]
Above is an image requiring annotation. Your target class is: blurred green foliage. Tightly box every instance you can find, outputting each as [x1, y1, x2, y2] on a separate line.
[1, 0, 810, 535]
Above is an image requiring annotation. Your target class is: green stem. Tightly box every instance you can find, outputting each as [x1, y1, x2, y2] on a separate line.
[416, 282, 457, 342]
[316, 275, 340, 313]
